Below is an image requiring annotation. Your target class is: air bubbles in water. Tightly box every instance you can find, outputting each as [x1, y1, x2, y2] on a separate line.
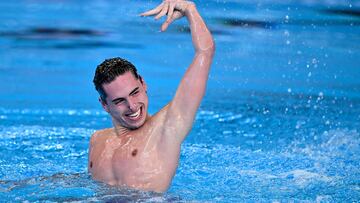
[284, 30, 290, 36]
[318, 92, 324, 98]
[285, 15, 289, 21]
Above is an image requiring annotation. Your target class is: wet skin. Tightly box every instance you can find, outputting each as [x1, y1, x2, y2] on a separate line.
[88, 0, 215, 192]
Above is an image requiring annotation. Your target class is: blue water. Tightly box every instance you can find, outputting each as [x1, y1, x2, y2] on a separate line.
[1, 0, 360, 201]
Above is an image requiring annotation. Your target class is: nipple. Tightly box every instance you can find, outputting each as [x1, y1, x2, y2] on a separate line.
[131, 149, 138, 157]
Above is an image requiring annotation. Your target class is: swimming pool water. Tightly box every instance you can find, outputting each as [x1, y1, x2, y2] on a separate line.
[1, 0, 360, 201]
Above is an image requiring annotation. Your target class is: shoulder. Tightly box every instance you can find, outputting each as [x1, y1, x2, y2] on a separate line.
[140, 104, 171, 135]
[88, 128, 115, 164]
[90, 128, 113, 146]
[89, 128, 115, 156]
[88, 128, 116, 179]
[149, 103, 170, 123]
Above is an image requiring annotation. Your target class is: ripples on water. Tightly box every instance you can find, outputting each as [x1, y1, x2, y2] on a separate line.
[0, 93, 359, 201]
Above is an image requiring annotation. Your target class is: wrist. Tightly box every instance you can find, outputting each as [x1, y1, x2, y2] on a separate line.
[184, 2, 196, 15]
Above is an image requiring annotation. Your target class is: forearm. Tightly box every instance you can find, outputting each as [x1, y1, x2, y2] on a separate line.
[177, 3, 214, 109]
[143, 1, 215, 144]
[185, 4, 215, 53]
[166, 4, 215, 136]
[171, 3, 214, 115]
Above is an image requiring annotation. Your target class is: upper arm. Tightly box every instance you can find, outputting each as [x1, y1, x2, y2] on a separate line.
[88, 131, 100, 173]
[159, 5, 215, 145]
[161, 49, 214, 145]
[88, 133, 94, 172]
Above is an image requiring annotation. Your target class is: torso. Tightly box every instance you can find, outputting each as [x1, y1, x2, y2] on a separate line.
[88, 107, 180, 192]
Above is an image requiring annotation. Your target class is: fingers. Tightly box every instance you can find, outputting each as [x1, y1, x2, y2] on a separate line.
[161, 11, 183, 32]
[140, 2, 164, 17]
[140, 1, 185, 32]
[155, 2, 169, 20]
[166, 2, 175, 22]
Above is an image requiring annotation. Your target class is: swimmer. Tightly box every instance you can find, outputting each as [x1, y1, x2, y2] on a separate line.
[88, 0, 214, 192]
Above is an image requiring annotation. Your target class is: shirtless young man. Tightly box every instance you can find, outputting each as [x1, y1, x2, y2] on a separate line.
[88, 0, 215, 192]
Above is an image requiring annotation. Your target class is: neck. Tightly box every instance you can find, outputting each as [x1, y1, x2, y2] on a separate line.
[112, 114, 152, 137]
[112, 119, 131, 137]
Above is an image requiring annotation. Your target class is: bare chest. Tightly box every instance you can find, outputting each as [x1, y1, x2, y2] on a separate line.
[111, 141, 170, 186]
[91, 125, 180, 191]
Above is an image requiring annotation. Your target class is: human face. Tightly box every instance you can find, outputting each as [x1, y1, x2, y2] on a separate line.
[100, 71, 148, 130]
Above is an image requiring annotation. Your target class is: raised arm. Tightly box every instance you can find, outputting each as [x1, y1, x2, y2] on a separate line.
[141, 0, 215, 144]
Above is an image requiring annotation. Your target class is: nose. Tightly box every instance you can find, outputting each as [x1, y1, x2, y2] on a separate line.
[127, 98, 137, 111]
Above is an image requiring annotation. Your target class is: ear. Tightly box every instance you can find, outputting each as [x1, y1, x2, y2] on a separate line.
[99, 97, 110, 113]
[140, 76, 147, 92]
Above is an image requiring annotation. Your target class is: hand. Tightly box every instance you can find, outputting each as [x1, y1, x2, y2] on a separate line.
[140, 0, 195, 32]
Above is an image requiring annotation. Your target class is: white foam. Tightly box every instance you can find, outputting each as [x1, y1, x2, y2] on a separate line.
[279, 169, 334, 188]
[288, 128, 360, 158]
[238, 169, 278, 179]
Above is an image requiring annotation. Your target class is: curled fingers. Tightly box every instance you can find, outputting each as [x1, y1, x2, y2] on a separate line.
[166, 1, 175, 22]
[155, 2, 169, 20]
[161, 10, 183, 31]
[140, 2, 164, 17]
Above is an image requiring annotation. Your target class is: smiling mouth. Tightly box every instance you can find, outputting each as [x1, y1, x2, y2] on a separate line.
[126, 107, 142, 120]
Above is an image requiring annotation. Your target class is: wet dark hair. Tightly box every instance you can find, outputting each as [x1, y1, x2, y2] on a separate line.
[93, 57, 141, 103]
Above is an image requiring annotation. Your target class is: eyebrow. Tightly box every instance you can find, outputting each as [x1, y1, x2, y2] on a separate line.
[129, 87, 140, 96]
[111, 87, 140, 103]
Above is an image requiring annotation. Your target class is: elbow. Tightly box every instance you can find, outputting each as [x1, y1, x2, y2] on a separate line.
[197, 39, 215, 56]
[210, 40, 215, 54]
[207, 39, 215, 54]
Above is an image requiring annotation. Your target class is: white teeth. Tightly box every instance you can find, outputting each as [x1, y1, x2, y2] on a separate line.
[128, 109, 140, 118]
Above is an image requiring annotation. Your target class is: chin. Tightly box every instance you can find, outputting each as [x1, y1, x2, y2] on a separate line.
[123, 106, 147, 130]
